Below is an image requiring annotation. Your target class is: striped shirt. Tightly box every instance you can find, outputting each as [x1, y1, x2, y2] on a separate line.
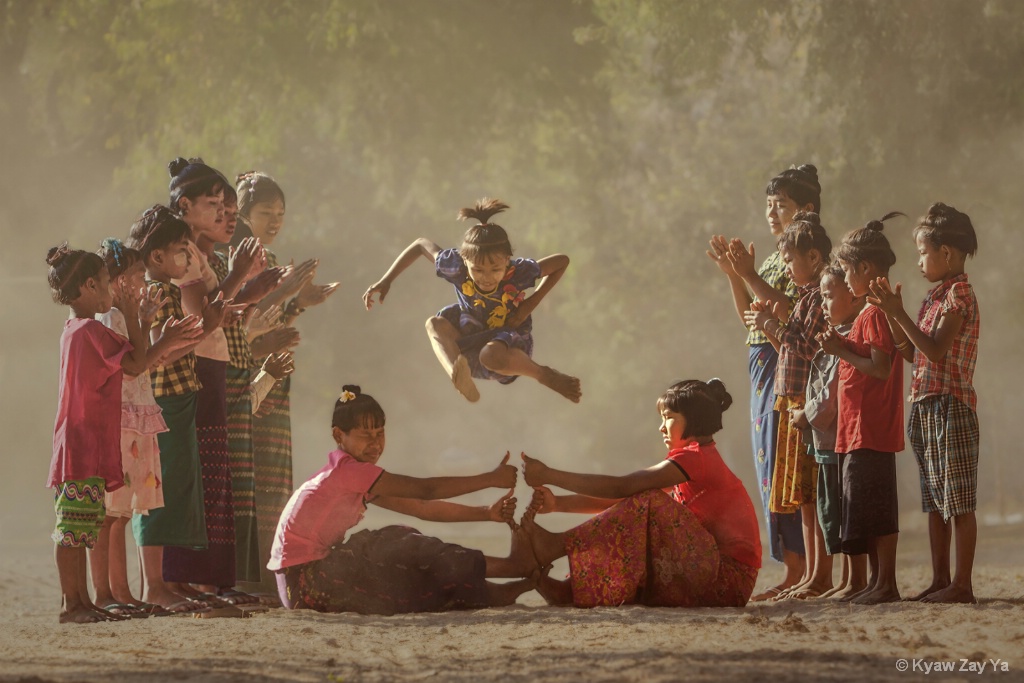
[909, 274, 979, 411]
[148, 280, 200, 396]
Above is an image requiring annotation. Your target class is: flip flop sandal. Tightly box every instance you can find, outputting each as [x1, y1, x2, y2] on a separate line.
[100, 603, 151, 619]
[163, 600, 211, 616]
[217, 589, 261, 605]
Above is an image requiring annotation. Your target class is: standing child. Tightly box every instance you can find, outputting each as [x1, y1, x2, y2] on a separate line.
[867, 203, 980, 604]
[819, 211, 905, 605]
[125, 205, 232, 614]
[45, 243, 149, 623]
[89, 239, 203, 617]
[805, 263, 868, 600]
[706, 164, 820, 599]
[362, 198, 581, 403]
[745, 212, 832, 599]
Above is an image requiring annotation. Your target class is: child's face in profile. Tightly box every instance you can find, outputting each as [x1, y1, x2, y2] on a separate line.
[466, 253, 511, 293]
[119, 261, 147, 297]
[781, 245, 819, 288]
[840, 259, 873, 298]
[820, 273, 858, 326]
[154, 238, 191, 280]
[916, 233, 952, 283]
[79, 266, 114, 314]
[766, 192, 802, 237]
[658, 404, 689, 450]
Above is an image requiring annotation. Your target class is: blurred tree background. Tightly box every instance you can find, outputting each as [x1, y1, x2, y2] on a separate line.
[2, 0, 1022, 543]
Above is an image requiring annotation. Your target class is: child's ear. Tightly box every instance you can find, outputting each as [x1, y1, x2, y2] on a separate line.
[177, 197, 192, 215]
[331, 425, 344, 445]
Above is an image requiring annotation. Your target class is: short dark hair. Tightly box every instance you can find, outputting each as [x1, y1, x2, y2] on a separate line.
[46, 243, 105, 305]
[125, 205, 191, 262]
[658, 378, 733, 437]
[332, 385, 386, 432]
[914, 202, 978, 257]
[766, 164, 822, 213]
[777, 211, 832, 260]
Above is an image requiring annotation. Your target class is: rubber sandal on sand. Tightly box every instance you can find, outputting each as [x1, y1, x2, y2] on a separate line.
[451, 355, 480, 403]
[749, 586, 784, 602]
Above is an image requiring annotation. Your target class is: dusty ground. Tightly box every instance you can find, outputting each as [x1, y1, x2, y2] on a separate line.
[1, 524, 1022, 683]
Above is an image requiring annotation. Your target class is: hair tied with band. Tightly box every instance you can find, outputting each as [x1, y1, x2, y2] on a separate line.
[339, 386, 359, 403]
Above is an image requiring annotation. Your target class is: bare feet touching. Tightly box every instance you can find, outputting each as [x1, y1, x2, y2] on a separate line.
[533, 565, 573, 606]
[508, 526, 540, 577]
[537, 366, 582, 403]
[451, 355, 480, 403]
[519, 509, 566, 567]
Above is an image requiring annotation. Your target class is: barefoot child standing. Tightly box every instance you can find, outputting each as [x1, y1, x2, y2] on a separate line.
[867, 203, 980, 604]
[45, 243, 150, 623]
[819, 212, 906, 605]
[363, 198, 581, 403]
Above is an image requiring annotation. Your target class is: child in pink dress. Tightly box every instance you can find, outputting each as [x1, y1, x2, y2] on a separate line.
[46, 243, 149, 623]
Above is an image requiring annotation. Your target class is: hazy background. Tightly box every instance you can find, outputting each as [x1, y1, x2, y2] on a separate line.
[2, 0, 1022, 552]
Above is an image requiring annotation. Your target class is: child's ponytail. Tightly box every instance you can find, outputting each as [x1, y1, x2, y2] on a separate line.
[835, 211, 905, 272]
[46, 242, 104, 305]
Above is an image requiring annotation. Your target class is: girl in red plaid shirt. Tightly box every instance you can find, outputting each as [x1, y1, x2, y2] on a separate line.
[867, 203, 980, 604]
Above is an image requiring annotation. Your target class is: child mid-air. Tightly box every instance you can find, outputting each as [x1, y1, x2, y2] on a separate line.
[866, 203, 980, 604]
[362, 198, 581, 403]
[45, 243, 159, 623]
[818, 211, 906, 605]
[89, 239, 203, 618]
[745, 212, 832, 600]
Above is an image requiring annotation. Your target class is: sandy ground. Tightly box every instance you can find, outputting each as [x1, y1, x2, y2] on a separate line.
[2, 524, 1022, 683]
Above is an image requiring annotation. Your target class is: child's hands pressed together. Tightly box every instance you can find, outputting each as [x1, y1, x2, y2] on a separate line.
[743, 300, 773, 333]
[486, 489, 518, 526]
[239, 266, 287, 303]
[294, 280, 339, 309]
[262, 351, 295, 381]
[491, 452, 518, 488]
[817, 326, 844, 356]
[726, 238, 758, 278]
[251, 326, 300, 357]
[138, 284, 165, 328]
[866, 276, 905, 317]
[520, 453, 550, 487]
[528, 486, 556, 515]
[790, 407, 809, 430]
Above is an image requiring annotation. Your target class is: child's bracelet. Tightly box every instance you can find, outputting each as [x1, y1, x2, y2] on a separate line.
[895, 339, 911, 351]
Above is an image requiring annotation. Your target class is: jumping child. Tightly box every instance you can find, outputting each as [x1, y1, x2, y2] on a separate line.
[819, 211, 906, 605]
[362, 198, 581, 403]
[46, 243, 149, 623]
[866, 203, 980, 604]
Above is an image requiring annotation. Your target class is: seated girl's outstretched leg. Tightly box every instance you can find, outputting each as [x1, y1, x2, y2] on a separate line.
[520, 508, 568, 566]
[478, 342, 581, 403]
[485, 526, 539, 578]
[485, 577, 537, 607]
[425, 316, 479, 402]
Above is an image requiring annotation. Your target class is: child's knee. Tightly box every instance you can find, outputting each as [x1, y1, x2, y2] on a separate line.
[479, 342, 508, 371]
[425, 316, 450, 336]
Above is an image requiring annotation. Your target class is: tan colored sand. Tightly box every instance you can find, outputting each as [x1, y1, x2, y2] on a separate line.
[2, 527, 1022, 683]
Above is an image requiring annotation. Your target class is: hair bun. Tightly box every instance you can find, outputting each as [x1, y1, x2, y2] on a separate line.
[46, 242, 71, 266]
[795, 164, 819, 182]
[791, 211, 820, 226]
[168, 157, 190, 177]
[341, 384, 361, 395]
[704, 378, 733, 412]
[866, 220, 884, 232]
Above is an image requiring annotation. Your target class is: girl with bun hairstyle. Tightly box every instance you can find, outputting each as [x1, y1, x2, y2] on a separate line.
[818, 211, 906, 604]
[45, 243, 151, 622]
[363, 198, 580, 403]
[867, 203, 980, 604]
[268, 386, 536, 613]
[520, 379, 762, 607]
[706, 164, 821, 600]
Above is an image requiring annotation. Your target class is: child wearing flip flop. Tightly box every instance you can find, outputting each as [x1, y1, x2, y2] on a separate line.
[363, 198, 580, 403]
[89, 239, 203, 617]
[45, 242, 150, 623]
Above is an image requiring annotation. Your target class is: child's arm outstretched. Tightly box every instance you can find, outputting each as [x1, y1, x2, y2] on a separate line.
[505, 254, 569, 328]
[817, 326, 892, 380]
[362, 238, 442, 309]
[527, 485, 620, 515]
[867, 277, 964, 364]
[520, 453, 685, 500]
[370, 489, 517, 524]
[369, 452, 517, 500]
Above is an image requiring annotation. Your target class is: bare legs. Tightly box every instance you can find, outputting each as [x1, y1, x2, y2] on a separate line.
[425, 316, 581, 403]
[913, 512, 977, 604]
[750, 549, 803, 602]
[851, 533, 900, 604]
[784, 505, 833, 599]
[482, 526, 540, 606]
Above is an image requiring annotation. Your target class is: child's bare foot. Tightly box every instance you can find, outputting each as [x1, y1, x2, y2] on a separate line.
[819, 582, 847, 599]
[534, 566, 573, 606]
[904, 580, 950, 601]
[852, 585, 901, 605]
[451, 355, 480, 403]
[830, 582, 868, 601]
[506, 526, 540, 577]
[520, 511, 566, 566]
[920, 583, 975, 604]
[485, 577, 536, 607]
[59, 603, 105, 624]
[537, 366, 581, 403]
